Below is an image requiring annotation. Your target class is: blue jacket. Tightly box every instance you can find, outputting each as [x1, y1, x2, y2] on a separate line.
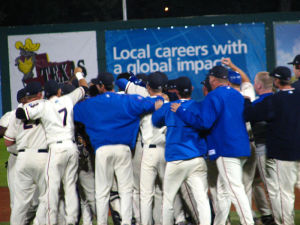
[152, 99, 207, 162]
[176, 86, 250, 160]
[74, 92, 156, 152]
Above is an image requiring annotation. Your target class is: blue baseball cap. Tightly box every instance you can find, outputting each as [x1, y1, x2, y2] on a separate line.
[44, 80, 59, 98]
[25, 81, 42, 96]
[228, 70, 242, 85]
[17, 88, 26, 103]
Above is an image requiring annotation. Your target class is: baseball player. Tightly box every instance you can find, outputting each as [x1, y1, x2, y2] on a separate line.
[73, 73, 162, 225]
[244, 66, 300, 225]
[16, 68, 88, 225]
[172, 66, 254, 225]
[117, 73, 187, 225]
[222, 58, 258, 221]
[4, 82, 48, 225]
[153, 76, 211, 225]
[88, 77, 124, 225]
[0, 88, 26, 215]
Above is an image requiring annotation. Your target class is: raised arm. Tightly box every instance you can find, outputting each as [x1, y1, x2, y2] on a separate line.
[222, 58, 250, 83]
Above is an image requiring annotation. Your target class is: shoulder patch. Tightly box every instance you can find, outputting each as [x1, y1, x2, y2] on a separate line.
[29, 102, 39, 108]
[208, 149, 216, 156]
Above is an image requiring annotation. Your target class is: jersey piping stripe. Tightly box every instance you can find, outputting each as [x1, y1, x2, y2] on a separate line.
[25, 107, 30, 120]
[221, 157, 249, 225]
[46, 149, 52, 225]
[183, 181, 199, 224]
[79, 86, 85, 97]
[125, 82, 131, 94]
[3, 135, 15, 142]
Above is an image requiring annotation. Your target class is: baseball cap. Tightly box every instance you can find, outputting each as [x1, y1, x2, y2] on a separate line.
[167, 79, 177, 90]
[269, 66, 291, 81]
[174, 76, 192, 93]
[61, 83, 76, 95]
[208, 65, 228, 79]
[117, 72, 131, 81]
[17, 88, 26, 103]
[136, 73, 148, 83]
[147, 72, 168, 90]
[25, 81, 42, 96]
[44, 80, 59, 98]
[97, 72, 115, 87]
[288, 55, 300, 65]
[228, 70, 242, 85]
[201, 76, 212, 91]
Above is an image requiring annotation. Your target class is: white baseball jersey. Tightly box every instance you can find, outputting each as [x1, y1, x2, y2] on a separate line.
[140, 101, 166, 147]
[5, 99, 47, 150]
[125, 82, 149, 97]
[23, 87, 85, 144]
[1, 111, 18, 154]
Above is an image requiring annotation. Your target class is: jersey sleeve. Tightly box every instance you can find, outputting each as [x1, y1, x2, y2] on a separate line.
[241, 82, 256, 101]
[67, 87, 85, 106]
[127, 95, 156, 117]
[23, 100, 45, 120]
[4, 114, 18, 142]
[125, 82, 149, 97]
[176, 95, 220, 130]
[0, 111, 12, 127]
[152, 104, 166, 128]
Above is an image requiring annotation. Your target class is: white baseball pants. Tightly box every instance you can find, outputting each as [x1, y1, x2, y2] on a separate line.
[7, 153, 17, 210]
[132, 139, 143, 224]
[215, 157, 254, 225]
[265, 158, 297, 225]
[10, 149, 48, 225]
[46, 140, 79, 225]
[163, 157, 211, 225]
[95, 144, 133, 225]
[140, 145, 185, 225]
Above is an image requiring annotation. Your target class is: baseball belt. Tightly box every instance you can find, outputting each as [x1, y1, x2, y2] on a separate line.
[18, 149, 48, 153]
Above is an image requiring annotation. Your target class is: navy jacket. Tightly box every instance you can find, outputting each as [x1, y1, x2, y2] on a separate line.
[244, 88, 300, 161]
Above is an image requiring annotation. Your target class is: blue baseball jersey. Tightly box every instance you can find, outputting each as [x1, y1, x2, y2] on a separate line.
[152, 99, 207, 162]
[74, 92, 157, 152]
[176, 86, 250, 160]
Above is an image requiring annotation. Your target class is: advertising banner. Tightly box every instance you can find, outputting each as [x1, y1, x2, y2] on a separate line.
[105, 23, 266, 100]
[8, 31, 98, 109]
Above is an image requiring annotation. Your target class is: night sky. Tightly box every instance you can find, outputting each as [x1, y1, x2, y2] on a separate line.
[0, 0, 299, 26]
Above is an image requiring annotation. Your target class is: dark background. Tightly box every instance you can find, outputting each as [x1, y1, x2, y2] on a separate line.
[0, 0, 299, 26]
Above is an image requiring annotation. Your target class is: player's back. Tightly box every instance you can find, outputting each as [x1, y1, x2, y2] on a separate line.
[25, 87, 85, 145]
[41, 95, 75, 144]
[6, 100, 47, 150]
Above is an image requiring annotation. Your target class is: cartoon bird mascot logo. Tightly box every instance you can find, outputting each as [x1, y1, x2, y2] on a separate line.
[15, 38, 40, 82]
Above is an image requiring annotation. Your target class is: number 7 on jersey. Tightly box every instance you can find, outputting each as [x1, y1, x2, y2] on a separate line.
[58, 108, 67, 126]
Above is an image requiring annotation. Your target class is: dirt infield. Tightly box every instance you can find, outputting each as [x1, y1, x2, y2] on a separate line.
[1, 187, 300, 222]
[0, 187, 10, 222]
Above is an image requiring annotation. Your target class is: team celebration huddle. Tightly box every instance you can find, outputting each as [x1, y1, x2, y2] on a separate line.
[1, 55, 300, 225]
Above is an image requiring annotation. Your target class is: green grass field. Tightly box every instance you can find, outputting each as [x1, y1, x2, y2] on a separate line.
[0, 139, 9, 187]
